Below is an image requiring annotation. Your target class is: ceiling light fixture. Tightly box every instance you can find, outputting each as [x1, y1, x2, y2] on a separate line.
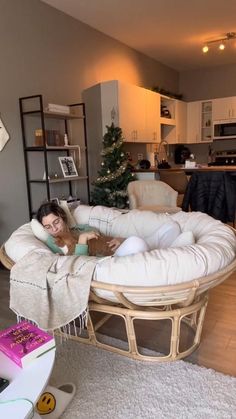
[202, 32, 236, 54]
[202, 45, 209, 53]
[219, 42, 225, 51]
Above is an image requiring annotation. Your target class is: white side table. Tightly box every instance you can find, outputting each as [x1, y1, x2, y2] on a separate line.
[0, 348, 55, 418]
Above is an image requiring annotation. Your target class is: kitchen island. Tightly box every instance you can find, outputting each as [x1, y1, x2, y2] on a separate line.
[132, 166, 236, 223]
[133, 165, 236, 175]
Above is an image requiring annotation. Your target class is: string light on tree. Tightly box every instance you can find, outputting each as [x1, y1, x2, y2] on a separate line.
[91, 123, 136, 208]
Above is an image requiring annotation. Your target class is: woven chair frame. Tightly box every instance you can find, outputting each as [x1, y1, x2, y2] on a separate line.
[1, 243, 236, 362]
[66, 256, 236, 362]
[0, 245, 15, 270]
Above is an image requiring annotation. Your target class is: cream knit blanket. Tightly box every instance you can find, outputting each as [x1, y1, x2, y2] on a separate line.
[10, 250, 98, 331]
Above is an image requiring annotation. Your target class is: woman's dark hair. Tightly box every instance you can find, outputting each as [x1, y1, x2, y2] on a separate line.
[36, 202, 68, 224]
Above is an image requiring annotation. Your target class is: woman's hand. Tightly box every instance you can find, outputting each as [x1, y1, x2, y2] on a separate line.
[78, 231, 100, 245]
[107, 238, 124, 252]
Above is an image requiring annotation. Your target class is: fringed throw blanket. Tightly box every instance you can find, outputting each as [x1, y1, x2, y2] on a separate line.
[10, 250, 98, 331]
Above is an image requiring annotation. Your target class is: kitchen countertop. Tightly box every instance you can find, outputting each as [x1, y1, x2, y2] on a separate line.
[133, 165, 236, 172]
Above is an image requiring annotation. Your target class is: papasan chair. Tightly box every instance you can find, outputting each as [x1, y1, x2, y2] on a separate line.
[1, 205, 236, 362]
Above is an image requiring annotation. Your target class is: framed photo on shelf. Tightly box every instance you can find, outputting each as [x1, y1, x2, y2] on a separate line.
[58, 156, 78, 178]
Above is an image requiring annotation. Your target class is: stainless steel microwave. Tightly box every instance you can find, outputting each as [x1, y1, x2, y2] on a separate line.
[213, 120, 236, 139]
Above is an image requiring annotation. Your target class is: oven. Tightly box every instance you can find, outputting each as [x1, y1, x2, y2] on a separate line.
[208, 150, 236, 166]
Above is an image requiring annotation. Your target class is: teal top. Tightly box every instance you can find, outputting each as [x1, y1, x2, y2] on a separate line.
[46, 224, 95, 256]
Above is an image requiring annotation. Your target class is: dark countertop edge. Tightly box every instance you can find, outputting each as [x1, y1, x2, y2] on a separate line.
[132, 166, 236, 172]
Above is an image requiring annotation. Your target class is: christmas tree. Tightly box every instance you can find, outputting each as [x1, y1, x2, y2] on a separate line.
[91, 123, 136, 208]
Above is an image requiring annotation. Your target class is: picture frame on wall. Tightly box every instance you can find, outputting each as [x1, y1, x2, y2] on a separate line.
[58, 156, 78, 178]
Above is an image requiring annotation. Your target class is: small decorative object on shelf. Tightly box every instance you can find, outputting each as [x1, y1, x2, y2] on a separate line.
[34, 129, 63, 146]
[0, 320, 55, 368]
[45, 103, 71, 114]
[59, 156, 78, 178]
[161, 105, 171, 118]
[64, 133, 69, 146]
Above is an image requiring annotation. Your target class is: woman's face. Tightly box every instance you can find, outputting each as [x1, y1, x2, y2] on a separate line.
[42, 213, 67, 237]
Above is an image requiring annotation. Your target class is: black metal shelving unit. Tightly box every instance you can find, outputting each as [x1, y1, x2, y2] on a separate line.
[19, 94, 90, 219]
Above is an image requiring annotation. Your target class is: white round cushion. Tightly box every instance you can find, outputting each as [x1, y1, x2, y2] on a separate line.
[73, 206, 236, 287]
[5, 223, 51, 262]
[5, 206, 236, 290]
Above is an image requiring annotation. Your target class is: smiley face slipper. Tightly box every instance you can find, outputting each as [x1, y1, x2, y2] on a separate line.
[36, 383, 76, 418]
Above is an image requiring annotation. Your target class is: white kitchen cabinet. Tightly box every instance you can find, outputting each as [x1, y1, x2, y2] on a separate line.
[83, 80, 185, 183]
[118, 81, 161, 143]
[212, 96, 236, 120]
[201, 101, 213, 142]
[118, 82, 146, 142]
[175, 100, 187, 143]
[186, 100, 212, 143]
[186, 101, 201, 143]
[83, 80, 160, 183]
[145, 89, 160, 143]
[86, 80, 160, 144]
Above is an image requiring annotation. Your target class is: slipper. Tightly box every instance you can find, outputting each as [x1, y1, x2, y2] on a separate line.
[36, 382, 76, 418]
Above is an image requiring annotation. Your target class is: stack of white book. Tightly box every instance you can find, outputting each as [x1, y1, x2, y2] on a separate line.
[46, 103, 70, 114]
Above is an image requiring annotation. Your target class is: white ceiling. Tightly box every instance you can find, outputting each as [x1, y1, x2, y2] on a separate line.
[42, 0, 236, 72]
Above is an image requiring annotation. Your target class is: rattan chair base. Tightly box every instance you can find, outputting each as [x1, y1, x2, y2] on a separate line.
[61, 294, 208, 362]
[0, 245, 14, 270]
[1, 242, 236, 362]
[58, 254, 236, 362]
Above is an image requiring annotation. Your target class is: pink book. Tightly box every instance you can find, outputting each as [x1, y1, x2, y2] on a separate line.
[0, 320, 55, 368]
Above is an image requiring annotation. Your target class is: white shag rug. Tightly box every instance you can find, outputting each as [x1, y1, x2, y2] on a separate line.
[50, 337, 236, 419]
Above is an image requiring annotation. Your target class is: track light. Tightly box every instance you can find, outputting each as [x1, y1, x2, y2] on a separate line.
[219, 42, 225, 51]
[202, 32, 236, 54]
[202, 45, 209, 53]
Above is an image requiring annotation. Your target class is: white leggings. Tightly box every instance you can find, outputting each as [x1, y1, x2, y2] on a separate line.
[114, 221, 181, 257]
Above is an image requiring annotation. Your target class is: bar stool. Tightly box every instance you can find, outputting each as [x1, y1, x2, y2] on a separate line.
[158, 170, 189, 207]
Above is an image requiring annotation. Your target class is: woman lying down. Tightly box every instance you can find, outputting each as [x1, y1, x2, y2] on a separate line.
[36, 202, 190, 257]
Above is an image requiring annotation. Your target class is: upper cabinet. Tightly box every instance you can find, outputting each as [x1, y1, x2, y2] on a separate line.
[175, 100, 187, 143]
[186, 100, 213, 143]
[83, 80, 162, 184]
[145, 89, 160, 143]
[83, 80, 187, 150]
[201, 101, 213, 142]
[186, 101, 201, 143]
[212, 97, 236, 121]
[98, 80, 161, 143]
[84, 81, 236, 150]
[118, 82, 146, 142]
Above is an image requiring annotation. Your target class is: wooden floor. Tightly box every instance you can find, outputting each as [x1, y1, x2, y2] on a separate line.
[189, 272, 236, 375]
[1, 267, 236, 376]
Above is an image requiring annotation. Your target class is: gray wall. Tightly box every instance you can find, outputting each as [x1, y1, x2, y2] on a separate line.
[0, 0, 178, 243]
[179, 63, 236, 101]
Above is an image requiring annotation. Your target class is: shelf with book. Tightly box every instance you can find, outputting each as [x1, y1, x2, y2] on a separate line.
[19, 94, 90, 219]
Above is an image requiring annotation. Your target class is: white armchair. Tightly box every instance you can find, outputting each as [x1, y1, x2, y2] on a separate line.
[127, 180, 181, 213]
